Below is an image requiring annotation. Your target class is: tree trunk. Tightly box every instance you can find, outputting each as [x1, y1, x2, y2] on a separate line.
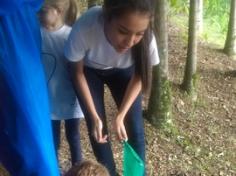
[224, 0, 236, 57]
[147, 0, 171, 127]
[182, 0, 199, 94]
[197, 0, 203, 34]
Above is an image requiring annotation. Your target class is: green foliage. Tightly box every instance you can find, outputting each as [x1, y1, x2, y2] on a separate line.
[204, 0, 230, 17]
[169, 0, 231, 46]
[203, 0, 230, 46]
[169, 0, 189, 14]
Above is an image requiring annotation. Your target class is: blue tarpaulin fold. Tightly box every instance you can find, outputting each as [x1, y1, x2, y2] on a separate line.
[0, 1, 59, 175]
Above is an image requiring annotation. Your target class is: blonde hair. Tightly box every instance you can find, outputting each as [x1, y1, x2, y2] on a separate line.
[44, 0, 78, 26]
[65, 160, 110, 176]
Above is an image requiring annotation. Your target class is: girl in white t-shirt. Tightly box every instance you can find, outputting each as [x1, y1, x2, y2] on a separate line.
[38, 0, 84, 167]
[65, 0, 159, 175]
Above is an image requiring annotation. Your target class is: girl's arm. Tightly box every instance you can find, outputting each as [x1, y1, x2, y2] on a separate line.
[115, 73, 142, 141]
[69, 60, 107, 143]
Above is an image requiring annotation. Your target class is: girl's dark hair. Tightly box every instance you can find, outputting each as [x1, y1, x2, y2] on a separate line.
[103, 0, 155, 92]
[133, 28, 152, 92]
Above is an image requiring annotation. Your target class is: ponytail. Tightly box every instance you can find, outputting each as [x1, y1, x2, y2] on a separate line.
[43, 0, 78, 26]
[65, 0, 78, 26]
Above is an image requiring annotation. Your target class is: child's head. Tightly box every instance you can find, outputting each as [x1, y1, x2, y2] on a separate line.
[65, 160, 110, 176]
[39, 0, 78, 28]
[103, 0, 154, 53]
[103, 0, 155, 91]
[103, 0, 154, 22]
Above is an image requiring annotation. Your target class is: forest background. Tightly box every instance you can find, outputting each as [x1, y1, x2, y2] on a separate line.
[0, 0, 235, 175]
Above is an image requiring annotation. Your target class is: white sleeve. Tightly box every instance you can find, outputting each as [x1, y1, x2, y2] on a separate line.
[64, 22, 88, 62]
[149, 34, 160, 66]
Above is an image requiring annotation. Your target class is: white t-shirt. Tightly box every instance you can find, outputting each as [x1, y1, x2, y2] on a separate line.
[65, 6, 159, 69]
[41, 25, 84, 120]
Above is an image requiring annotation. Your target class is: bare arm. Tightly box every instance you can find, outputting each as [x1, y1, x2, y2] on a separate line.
[69, 60, 107, 143]
[115, 73, 142, 141]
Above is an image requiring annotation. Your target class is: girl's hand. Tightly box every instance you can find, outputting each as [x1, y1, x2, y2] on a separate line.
[114, 116, 128, 142]
[93, 117, 108, 143]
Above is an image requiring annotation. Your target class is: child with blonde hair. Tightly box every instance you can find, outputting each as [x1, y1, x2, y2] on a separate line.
[65, 160, 110, 176]
[38, 0, 84, 167]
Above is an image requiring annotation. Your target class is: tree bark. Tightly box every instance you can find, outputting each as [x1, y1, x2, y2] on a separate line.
[224, 0, 236, 57]
[147, 0, 171, 127]
[197, 0, 203, 34]
[182, 0, 199, 94]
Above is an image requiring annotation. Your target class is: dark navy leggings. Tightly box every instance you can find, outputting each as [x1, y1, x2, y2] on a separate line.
[76, 66, 145, 176]
[52, 118, 82, 165]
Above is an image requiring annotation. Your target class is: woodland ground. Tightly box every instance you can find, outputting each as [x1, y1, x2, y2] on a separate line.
[58, 24, 236, 176]
[1, 20, 236, 176]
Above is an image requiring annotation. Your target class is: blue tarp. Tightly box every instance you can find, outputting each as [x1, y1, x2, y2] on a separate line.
[0, 1, 59, 175]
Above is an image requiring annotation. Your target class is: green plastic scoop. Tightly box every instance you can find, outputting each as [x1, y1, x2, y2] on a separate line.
[123, 141, 145, 176]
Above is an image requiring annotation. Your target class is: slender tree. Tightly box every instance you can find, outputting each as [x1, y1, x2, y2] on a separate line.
[147, 0, 171, 127]
[224, 0, 236, 57]
[197, 0, 203, 34]
[182, 0, 199, 94]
